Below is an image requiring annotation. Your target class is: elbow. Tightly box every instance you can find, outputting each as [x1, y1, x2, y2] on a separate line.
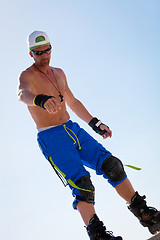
[17, 91, 21, 101]
[17, 90, 23, 102]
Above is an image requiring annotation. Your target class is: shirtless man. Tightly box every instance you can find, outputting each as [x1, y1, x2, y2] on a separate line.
[17, 31, 160, 240]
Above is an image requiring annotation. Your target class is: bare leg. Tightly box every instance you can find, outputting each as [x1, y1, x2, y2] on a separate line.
[77, 178, 135, 225]
[77, 202, 96, 226]
[115, 178, 135, 203]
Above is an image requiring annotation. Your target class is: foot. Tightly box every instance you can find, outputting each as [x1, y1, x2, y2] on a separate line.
[86, 214, 123, 240]
[140, 207, 160, 234]
[128, 192, 160, 234]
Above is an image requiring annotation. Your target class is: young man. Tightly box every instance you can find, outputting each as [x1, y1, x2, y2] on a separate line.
[17, 31, 160, 240]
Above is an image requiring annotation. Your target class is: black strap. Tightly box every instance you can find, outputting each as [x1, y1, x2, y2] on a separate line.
[88, 117, 107, 135]
[34, 94, 54, 109]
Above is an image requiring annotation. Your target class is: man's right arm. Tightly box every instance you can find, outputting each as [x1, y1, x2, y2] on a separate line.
[17, 71, 61, 113]
[17, 71, 36, 106]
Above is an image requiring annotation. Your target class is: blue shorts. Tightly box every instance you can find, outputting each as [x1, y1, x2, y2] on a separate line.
[37, 120, 127, 209]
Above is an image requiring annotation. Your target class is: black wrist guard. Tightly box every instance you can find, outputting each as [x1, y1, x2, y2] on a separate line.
[33, 94, 54, 109]
[88, 117, 108, 135]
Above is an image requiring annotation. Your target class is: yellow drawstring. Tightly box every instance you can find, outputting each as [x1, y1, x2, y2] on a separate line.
[63, 124, 81, 149]
[63, 125, 141, 171]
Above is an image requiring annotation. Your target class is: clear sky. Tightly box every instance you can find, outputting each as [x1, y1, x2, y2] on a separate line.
[1, 0, 160, 240]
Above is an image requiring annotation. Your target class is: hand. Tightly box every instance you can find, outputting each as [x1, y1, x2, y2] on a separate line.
[44, 97, 61, 114]
[100, 124, 112, 139]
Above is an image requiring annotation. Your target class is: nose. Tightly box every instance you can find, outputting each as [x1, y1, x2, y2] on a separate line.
[41, 52, 48, 57]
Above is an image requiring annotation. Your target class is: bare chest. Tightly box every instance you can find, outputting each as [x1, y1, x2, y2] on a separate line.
[31, 70, 65, 100]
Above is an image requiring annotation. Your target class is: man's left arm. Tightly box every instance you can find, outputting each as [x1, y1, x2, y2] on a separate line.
[64, 75, 112, 139]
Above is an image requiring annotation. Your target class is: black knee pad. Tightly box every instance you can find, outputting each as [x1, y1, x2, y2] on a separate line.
[75, 176, 95, 204]
[101, 156, 125, 182]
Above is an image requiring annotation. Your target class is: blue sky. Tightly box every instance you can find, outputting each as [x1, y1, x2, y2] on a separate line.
[1, 1, 160, 240]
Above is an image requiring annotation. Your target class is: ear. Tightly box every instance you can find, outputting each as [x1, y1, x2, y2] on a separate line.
[29, 51, 33, 57]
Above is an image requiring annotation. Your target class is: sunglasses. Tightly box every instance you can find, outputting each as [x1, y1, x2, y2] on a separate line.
[32, 45, 52, 55]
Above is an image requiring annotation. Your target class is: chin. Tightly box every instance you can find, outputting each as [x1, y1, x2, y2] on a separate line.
[40, 59, 50, 66]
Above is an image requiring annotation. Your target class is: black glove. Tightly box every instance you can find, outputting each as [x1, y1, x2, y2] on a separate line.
[33, 94, 55, 109]
[88, 117, 109, 135]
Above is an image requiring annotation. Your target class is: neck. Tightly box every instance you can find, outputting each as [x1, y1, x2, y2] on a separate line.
[33, 63, 51, 74]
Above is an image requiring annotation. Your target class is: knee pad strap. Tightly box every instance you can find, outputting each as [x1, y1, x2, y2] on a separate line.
[101, 156, 125, 182]
[75, 176, 95, 204]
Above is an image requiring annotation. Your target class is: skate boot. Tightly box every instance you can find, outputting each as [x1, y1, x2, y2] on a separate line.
[86, 214, 123, 240]
[128, 191, 160, 234]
